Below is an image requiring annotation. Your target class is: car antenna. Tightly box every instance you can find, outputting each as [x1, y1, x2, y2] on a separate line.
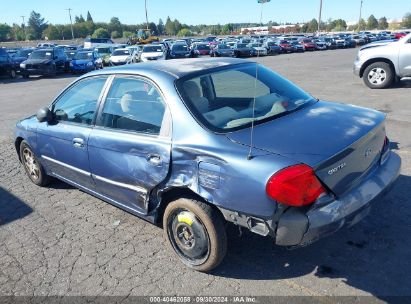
[247, 0, 269, 160]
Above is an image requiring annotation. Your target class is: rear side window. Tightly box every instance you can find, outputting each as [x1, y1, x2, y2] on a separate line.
[98, 77, 166, 136]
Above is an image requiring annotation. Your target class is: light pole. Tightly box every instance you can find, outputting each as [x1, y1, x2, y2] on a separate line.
[358, 0, 364, 31]
[145, 0, 149, 31]
[20, 16, 27, 41]
[318, 0, 323, 34]
[257, 0, 271, 26]
[66, 8, 74, 39]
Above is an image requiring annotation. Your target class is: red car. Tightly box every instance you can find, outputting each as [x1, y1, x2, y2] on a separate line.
[192, 43, 211, 57]
[299, 38, 317, 51]
[277, 40, 294, 53]
[394, 32, 407, 40]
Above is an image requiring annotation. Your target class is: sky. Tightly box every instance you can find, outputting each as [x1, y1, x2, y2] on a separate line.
[2, 0, 408, 26]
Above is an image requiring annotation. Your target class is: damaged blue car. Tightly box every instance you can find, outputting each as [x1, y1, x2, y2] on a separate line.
[14, 58, 401, 271]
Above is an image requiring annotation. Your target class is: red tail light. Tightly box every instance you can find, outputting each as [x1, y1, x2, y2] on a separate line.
[266, 164, 326, 207]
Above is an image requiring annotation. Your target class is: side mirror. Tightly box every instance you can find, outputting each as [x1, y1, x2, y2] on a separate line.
[36, 107, 52, 123]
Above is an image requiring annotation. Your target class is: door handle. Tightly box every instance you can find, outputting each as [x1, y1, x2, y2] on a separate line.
[72, 138, 85, 148]
[146, 154, 162, 166]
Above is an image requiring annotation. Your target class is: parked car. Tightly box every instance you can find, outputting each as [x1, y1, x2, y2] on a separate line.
[263, 41, 282, 55]
[313, 39, 327, 51]
[169, 43, 192, 59]
[344, 38, 357, 48]
[95, 46, 113, 66]
[140, 44, 166, 62]
[0, 48, 17, 78]
[247, 43, 268, 56]
[70, 50, 103, 73]
[15, 58, 401, 271]
[191, 43, 212, 57]
[11, 48, 34, 71]
[394, 32, 408, 40]
[318, 37, 337, 49]
[84, 37, 114, 49]
[232, 43, 253, 57]
[64, 50, 77, 62]
[353, 33, 411, 88]
[210, 44, 234, 57]
[109, 48, 132, 66]
[350, 35, 365, 46]
[277, 40, 294, 53]
[298, 38, 316, 51]
[20, 48, 69, 78]
[290, 41, 305, 52]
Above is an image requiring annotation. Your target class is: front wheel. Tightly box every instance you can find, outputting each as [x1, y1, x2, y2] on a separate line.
[363, 62, 394, 89]
[163, 197, 227, 272]
[19, 140, 50, 186]
[10, 69, 17, 79]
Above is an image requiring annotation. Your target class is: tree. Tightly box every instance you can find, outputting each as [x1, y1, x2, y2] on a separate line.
[366, 15, 378, 30]
[28, 11, 47, 39]
[148, 22, 158, 35]
[86, 11, 93, 22]
[42, 24, 61, 40]
[177, 28, 192, 37]
[11, 24, 25, 41]
[402, 13, 411, 29]
[0, 23, 11, 41]
[306, 18, 318, 33]
[111, 30, 121, 38]
[92, 27, 109, 38]
[357, 18, 367, 31]
[165, 16, 175, 35]
[75, 15, 85, 23]
[108, 17, 122, 36]
[378, 17, 388, 30]
[157, 19, 164, 35]
[123, 31, 134, 38]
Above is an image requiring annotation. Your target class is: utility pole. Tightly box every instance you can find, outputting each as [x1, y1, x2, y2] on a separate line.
[66, 8, 74, 39]
[358, 0, 364, 31]
[318, 0, 323, 35]
[20, 16, 27, 41]
[145, 0, 149, 31]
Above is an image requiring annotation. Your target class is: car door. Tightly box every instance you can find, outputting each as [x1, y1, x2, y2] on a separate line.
[398, 36, 411, 77]
[37, 75, 109, 190]
[88, 75, 172, 215]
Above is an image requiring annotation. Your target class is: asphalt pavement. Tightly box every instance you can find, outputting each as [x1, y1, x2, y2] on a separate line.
[0, 48, 410, 299]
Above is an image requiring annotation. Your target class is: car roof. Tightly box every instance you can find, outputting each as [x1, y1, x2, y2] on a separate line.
[87, 57, 248, 79]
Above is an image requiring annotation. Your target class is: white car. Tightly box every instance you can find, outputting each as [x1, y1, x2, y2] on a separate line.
[109, 48, 132, 66]
[140, 44, 166, 62]
[248, 43, 268, 56]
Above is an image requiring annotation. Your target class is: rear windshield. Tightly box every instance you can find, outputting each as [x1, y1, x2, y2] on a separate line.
[176, 63, 315, 133]
[143, 45, 163, 52]
[172, 44, 189, 51]
[29, 50, 53, 59]
[75, 52, 93, 60]
[196, 44, 210, 50]
[112, 50, 130, 56]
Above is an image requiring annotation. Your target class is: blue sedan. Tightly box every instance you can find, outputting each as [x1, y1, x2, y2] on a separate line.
[14, 58, 401, 271]
[70, 50, 103, 73]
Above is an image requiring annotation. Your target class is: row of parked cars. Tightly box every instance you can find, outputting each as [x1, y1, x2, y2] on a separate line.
[1, 30, 408, 79]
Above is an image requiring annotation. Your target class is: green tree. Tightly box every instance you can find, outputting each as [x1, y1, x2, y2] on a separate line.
[148, 22, 158, 35]
[111, 30, 121, 38]
[177, 28, 192, 37]
[86, 11, 93, 22]
[306, 18, 318, 33]
[366, 15, 378, 30]
[75, 15, 85, 23]
[0, 23, 11, 41]
[28, 11, 47, 39]
[402, 13, 411, 29]
[357, 18, 367, 31]
[42, 24, 61, 40]
[378, 17, 388, 30]
[123, 31, 134, 38]
[157, 19, 164, 35]
[92, 27, 109, 38]
[108, 17, 122, 36]
[11, 24, 25, 41]
[165, 16, 175, 35]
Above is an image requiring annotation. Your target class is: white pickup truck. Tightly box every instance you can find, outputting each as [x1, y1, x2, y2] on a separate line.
[353, 33, 411, 89]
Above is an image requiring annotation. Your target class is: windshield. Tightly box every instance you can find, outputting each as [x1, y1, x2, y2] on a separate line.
[65, 51, 77, 59]
[196, 44, 210, 50]
[218, 44, 230, 49]
[74, 52, 93, 60]
[96, 48, 111, 54]
[29, 50, 53, 59]
[143, 45, 163, 52]
[15, 49, 32, 57]
[176, 63, 315, 132]
[236, 44, 247, 48]
[172, 44, 188, 52]
[112, 50, 130, 56]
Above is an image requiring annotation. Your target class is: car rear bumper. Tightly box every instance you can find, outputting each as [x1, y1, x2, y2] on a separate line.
[275, 151, 401, 247]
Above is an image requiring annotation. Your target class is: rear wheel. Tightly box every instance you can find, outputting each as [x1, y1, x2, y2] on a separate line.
[163, 197, 227, 272]
[10, 69, 17, 79]
[363, 62, 394, 89]
[19, 140, 50, 187]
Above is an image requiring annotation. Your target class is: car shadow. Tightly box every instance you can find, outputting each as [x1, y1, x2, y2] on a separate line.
[0, 186, 33, 226]
[212, 174, 411, 298]
[0, 73, 78, 84]
[389, 78, 411, 89]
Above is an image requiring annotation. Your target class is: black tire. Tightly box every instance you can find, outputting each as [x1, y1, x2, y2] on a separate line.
[363, 62, 394, 89]
[10, 69, 17, 79]
[163, 197, 227, 272]
[19, 140, 50, 187]
[22, 74, 29, 79]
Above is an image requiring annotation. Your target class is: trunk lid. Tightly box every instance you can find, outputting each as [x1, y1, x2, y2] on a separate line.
[226, 101, 386, 197]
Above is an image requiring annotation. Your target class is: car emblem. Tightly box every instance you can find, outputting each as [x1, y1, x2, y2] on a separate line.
[328, 163, 347, 175]
[365, 148, 373, 158]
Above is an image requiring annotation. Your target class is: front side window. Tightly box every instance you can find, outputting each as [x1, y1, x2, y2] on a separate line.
[52, 76, 108, 125]
[176, 63, 315, 132]
[98, 77, 166, 136]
